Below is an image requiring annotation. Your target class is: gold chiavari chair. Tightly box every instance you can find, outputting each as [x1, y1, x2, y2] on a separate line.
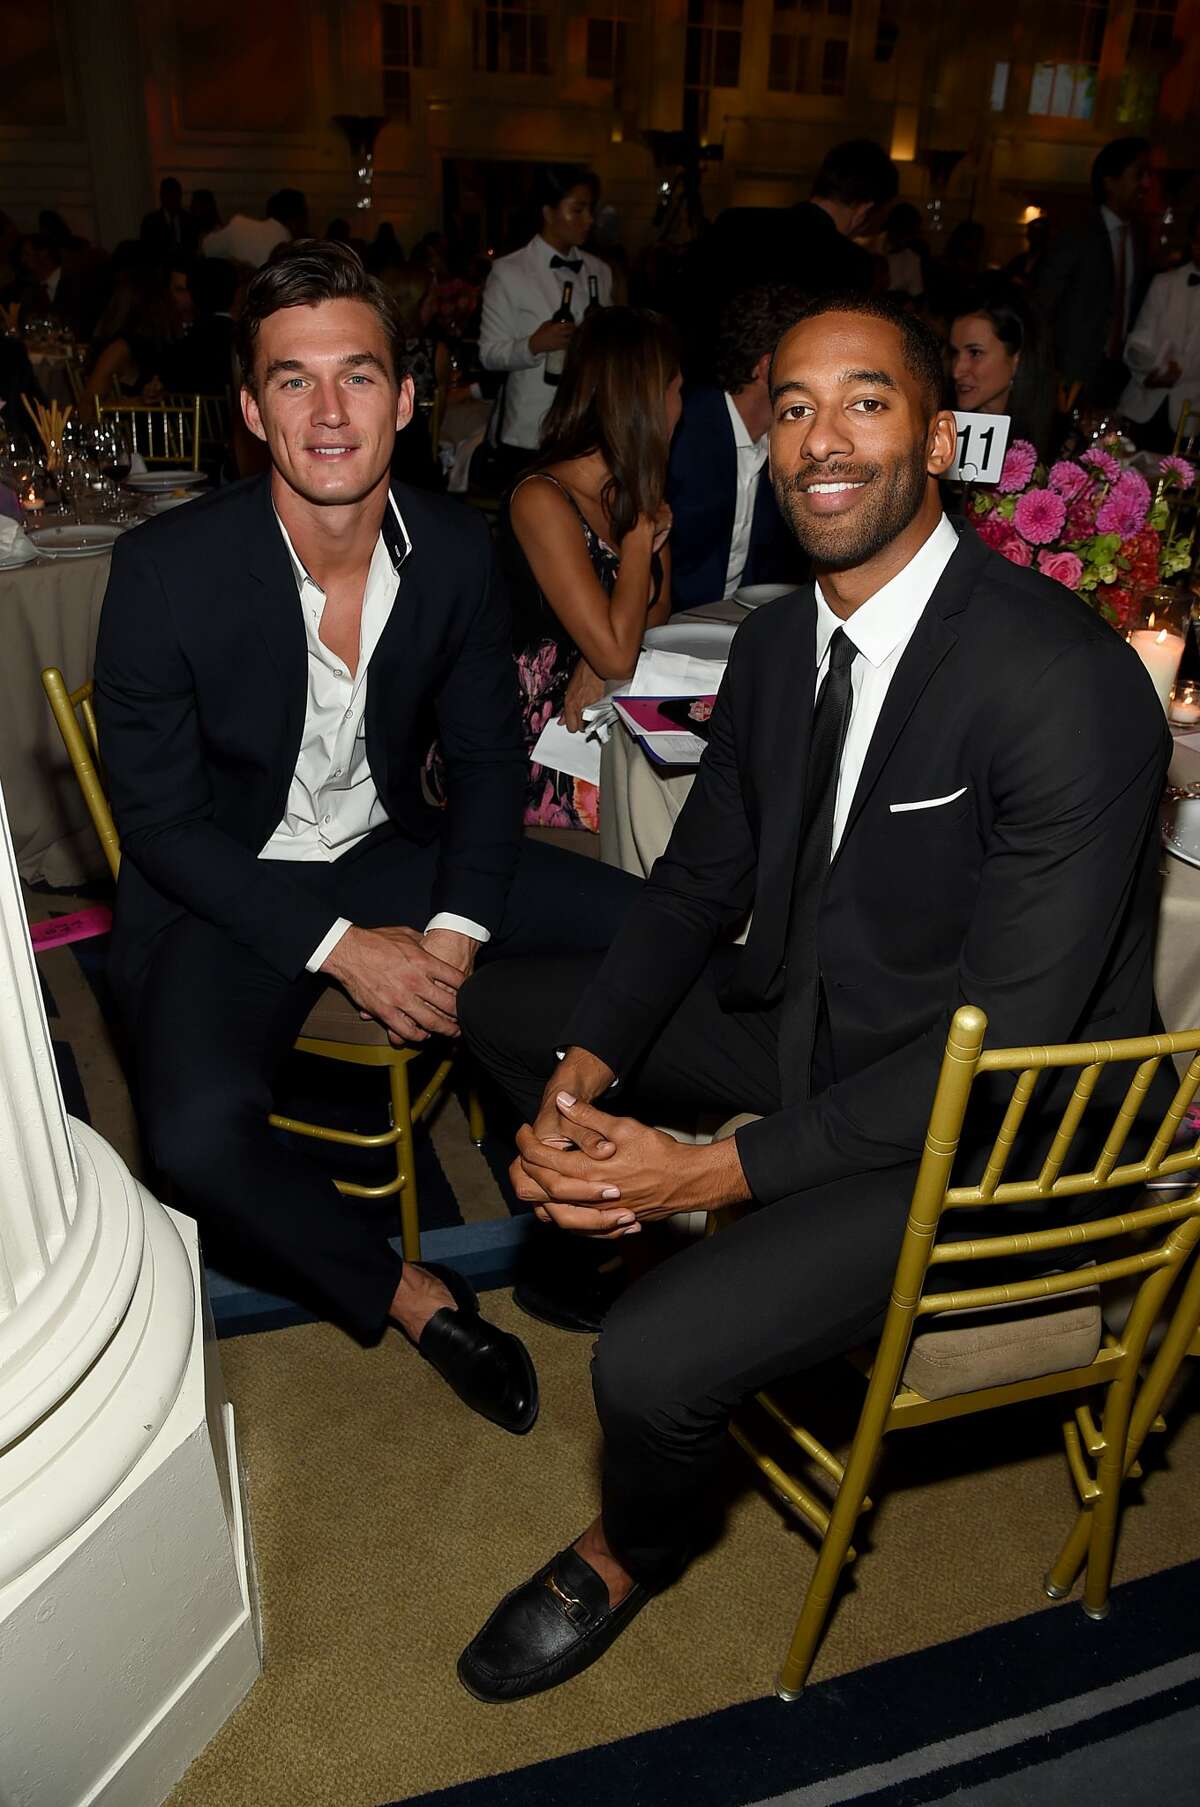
[94, 394, 202, 471]
[720, 1005, 1200, 1698]
[41, 668, 487, 1260]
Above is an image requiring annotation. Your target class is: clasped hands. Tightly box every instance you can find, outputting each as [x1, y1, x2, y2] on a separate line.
[510, 1053, 751, 1239]
[322, 923, 477, 1046]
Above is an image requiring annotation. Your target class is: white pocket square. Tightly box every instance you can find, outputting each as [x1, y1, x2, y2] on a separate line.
[889, 787, 968, 814]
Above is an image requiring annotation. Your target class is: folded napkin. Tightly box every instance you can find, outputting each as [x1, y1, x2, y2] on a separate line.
[0, 516, 37, 565]
[628, 646, 729, 698]
[530, 714, 602, 784]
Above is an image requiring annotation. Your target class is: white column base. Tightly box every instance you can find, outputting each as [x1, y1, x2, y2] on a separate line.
[0, 1195, 261, 1807]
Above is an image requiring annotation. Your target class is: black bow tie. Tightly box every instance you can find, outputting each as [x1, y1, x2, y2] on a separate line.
[549, 256, 582, 273]
[1189, 272, 1200, 287]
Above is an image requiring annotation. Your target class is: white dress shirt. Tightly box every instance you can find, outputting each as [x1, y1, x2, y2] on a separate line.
[479, 236, 614, 450]
[1121, 260, 1200, 429]
[200, 215, 290, 269]
[814, 513, 959, 854]
[722, 391, 769, 598]
[260, 494, 489, 970]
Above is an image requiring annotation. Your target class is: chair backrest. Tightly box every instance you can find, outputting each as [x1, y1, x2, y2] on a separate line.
[94, 394, 201, 470]
[40, 669, 120, 881]
[871, 1006, 1200, 1408]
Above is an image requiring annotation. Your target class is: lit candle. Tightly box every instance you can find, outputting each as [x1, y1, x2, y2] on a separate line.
[1129, 627, 1187, 711]
[1170, 682, 1200, 726]
[21, 486, 44, 514]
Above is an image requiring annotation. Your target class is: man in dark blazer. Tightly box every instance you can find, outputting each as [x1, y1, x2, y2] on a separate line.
[453, 293, 1170, 1698]
[667, 285, 808, 611]
[95, 242, 637, 1435]
[1035, 136, 1152, 407]
[140, 177, 199, 257]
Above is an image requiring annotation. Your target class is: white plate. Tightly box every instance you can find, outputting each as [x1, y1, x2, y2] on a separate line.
[0, 549, 38, 571]
[734, 583, 796, 609]
[643, 620, 737, 661]
[27, 524, 124, 558]
[124, 469, 207, 493]
[1162, 797, 1200, 869]
[146, 490, 202, 513]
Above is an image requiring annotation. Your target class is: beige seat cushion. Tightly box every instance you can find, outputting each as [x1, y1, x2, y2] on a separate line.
[902, 1287, 1102, 1401]
[297, 984, 395, 1049]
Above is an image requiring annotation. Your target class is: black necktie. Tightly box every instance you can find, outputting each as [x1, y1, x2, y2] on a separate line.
[549, 256, 582, 273]
[778, 626, 859, 1102]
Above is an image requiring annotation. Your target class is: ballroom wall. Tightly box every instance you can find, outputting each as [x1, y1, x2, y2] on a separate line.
[0, 0, 1197, 265]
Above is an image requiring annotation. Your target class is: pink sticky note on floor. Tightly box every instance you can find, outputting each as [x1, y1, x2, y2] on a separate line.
[29, 905, 113, 952]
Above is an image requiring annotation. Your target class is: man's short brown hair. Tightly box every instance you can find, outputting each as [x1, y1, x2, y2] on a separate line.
[236, 239, 400, 394]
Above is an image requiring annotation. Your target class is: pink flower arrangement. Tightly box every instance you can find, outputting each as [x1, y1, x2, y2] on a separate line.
[966, 439, 1197, 628]
[1013, 487, 1067, 544]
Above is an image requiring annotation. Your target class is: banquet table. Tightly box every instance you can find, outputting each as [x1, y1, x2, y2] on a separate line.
[0, 550, 111, 885]
[600, 609, 1200, 1040]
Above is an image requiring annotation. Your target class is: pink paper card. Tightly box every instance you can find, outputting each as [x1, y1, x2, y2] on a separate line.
[29, 905, 113, 952]
[614, 695, 715, 734]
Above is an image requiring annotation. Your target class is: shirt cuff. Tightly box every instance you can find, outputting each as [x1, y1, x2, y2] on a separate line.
[425, 913, 491, 944]
[307, 916, 353, 973]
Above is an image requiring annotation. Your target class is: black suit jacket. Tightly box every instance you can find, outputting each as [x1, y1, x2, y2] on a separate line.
[666, 383, 806, 611]
[564, 527, 1170, 1202]
[1035, 209, 1149, 390]
[95, 474, 526, 1005]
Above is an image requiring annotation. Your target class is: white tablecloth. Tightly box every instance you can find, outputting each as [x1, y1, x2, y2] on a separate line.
[0, 550, 111, 884]
[601, 631, 1200, 1037]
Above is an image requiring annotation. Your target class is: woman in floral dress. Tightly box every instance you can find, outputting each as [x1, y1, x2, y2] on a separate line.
[500, 307, 680, 830]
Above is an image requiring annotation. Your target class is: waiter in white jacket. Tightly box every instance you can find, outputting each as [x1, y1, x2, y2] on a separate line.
[479, 165, 613, 485]
[1121, 204, 1200, 452]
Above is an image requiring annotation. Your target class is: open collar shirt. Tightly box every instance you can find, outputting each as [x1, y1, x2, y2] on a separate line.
[260, 492, 489, 970]
[722, 391, 770, 598]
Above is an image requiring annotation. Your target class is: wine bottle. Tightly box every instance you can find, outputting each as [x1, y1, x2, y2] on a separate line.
[543, 280, 574, 387]
[584, 274, 601, 315]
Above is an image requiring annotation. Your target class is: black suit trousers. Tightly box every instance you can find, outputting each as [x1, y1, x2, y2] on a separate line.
[134, 838, 639, 1342]
[458, 950, 916, 1586]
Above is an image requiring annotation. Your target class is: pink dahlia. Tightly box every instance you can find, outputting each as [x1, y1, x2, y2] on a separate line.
[997, 439, 1038, 493]
[1160, 455, 1197, 487]
[971, 512, 1009, 550]
[1013, 487, 1067, 545]
[1048, 459, 1090, 501]
[997, 533, 1032, 568]
[1081, 447, 1121, 483]
[1037, 549, 1084, 591]
[1096, 470, 1150, 538]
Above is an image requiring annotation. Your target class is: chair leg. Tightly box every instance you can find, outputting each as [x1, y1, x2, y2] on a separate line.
[774, 1440, 880, 1699]
[466, 1083, 486, 1148]
[1081, 1371, 1140, 1620]
[388, 1059, 421, 1264]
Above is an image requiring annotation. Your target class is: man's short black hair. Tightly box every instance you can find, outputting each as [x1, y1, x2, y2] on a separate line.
[811, 140, 899, 211]
[236, 239, 399, 394]
[712, 285, 808, 393]
[1091, 137, 1150, 205]
[770, 292, 946, 416]
[534, 164, 600, 214]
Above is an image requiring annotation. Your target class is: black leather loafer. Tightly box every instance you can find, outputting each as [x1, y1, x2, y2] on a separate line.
[457, 1545, 651, 1702]
[513, 1244, 628, 1335]
[416, 1262, 538, 1436]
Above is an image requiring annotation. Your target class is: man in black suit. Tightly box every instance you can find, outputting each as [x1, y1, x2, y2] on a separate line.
[687, 140, 895, 347]
[95, 242, 638, 1435]
[454, 293, 1170, 1698]
[667, 285, 808, 611]
[1035, 136, 1152, 408]
[140, 178, 198, 257]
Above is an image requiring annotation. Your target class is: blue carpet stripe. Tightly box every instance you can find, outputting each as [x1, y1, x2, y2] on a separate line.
[391, 1559, 1200, 1807]
[752, 1661, 1200, 1807]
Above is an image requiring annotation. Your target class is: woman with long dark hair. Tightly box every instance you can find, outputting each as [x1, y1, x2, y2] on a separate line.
[949, 279, 1054, 460]
[504, 306, 681, 832]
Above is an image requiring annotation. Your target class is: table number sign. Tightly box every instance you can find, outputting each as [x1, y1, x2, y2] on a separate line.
[949, 411, 1011, 486]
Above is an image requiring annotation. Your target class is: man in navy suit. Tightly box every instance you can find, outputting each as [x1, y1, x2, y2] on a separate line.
[667, 286, 809, 611]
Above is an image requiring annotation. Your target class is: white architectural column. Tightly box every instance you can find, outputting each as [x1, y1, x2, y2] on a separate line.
[0, 780, 260, 1807]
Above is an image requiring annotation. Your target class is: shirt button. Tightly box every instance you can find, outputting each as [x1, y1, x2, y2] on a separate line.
[323, 814, 332, 824]
[344, 709, 353, 721]
[331, 768, 341, 777]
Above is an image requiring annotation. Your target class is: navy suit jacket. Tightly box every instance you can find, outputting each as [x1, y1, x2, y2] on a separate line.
[666, 384, 806, 611]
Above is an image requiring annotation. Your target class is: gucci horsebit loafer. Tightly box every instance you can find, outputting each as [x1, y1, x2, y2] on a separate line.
[457, 1544, 652, 1702]
[415, 1262, 538, 1436]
